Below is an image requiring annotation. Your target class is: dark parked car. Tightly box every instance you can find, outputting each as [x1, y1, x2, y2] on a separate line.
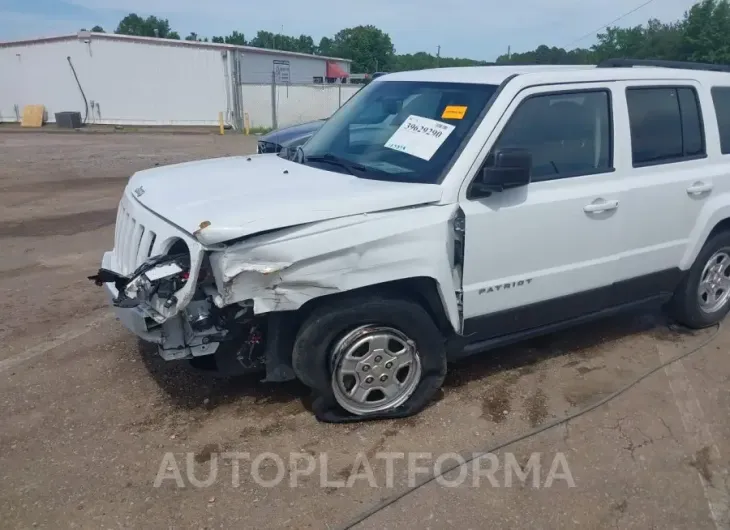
[256, 119, 325, 154]
[256, 74, 390, 155]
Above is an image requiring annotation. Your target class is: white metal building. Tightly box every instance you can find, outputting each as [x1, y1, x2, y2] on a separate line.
[0, 32, 352, 128]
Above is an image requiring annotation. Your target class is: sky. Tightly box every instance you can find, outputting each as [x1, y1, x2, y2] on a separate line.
[0, 0, 700, 61]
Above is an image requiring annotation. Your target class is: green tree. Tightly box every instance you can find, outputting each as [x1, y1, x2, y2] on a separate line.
[317, 36, 333, 56]
[392, 51, 489, 71]
[496, 45, 593, 64]
[330, 25, 395, 73]
[249, 30, 276, 49]
[246, 31, 316, 52]
[223, 31, 246, 45]
[393, 51, 438, 70]
[296, 35, 316, 54]
[682, 0, 730, 63]
[115, 13, 179, 39]
[91, 25, 105, 33]
[498, 0, 730, 66]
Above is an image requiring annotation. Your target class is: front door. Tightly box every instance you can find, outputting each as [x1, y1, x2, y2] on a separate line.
[460, 83, 623, 339]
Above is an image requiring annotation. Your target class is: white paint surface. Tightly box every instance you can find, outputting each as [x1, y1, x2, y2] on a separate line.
[127, 153, 443, 245]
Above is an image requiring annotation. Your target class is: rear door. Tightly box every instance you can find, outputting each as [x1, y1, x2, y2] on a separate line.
[611, 81, 712, 301]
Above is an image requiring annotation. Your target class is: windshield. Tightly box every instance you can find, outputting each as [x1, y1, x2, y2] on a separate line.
[299, 80, 499, 183]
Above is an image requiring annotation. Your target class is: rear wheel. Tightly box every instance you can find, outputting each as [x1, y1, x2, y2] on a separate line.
[292, 295, 447, 420]
[671, 231, 730, 328]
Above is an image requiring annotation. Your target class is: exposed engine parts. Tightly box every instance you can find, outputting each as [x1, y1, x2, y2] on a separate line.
[88, 253, 190, 310]
[90, 251, 268, 374]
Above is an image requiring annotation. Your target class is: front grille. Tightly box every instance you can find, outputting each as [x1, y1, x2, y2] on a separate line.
[257, 141, 281, 154]
[114, 200, 156, 275]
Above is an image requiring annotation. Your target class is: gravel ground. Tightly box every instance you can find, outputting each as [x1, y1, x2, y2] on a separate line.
[1, 131, 729, 530]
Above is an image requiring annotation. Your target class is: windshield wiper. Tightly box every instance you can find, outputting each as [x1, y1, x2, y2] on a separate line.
[304, 153, 368, 176]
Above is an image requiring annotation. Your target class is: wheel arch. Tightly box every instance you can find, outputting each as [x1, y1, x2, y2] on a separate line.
[681, 202, 730, 270]
[256, 276, 460, 384]
[295, 276, 458, 337]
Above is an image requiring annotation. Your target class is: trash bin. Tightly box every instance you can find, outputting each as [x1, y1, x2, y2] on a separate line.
[55, 111, 83, 129]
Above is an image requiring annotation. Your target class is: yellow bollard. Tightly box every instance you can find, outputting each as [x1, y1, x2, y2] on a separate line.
[244, 112, 250, 135]
[218, 112, 225, 135]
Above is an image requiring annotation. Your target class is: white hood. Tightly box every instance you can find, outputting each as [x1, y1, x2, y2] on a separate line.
[127, 155, 443, 245]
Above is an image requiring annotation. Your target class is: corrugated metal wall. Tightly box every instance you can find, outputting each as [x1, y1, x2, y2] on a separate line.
[238, 51, 350, 84]
[0, 38, 230, 126]
[0, 36, 352, 128]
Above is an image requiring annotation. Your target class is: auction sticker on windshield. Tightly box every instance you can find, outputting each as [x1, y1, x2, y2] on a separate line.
[384, 115, 455, 161]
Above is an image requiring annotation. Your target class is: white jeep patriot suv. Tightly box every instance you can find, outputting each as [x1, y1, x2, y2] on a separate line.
[91, 59, 730, 421]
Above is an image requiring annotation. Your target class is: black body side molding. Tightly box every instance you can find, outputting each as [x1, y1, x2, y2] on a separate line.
[450, 268, 683, 360]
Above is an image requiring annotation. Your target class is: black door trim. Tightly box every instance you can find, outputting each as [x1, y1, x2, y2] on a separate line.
[452, 268, 683, 359]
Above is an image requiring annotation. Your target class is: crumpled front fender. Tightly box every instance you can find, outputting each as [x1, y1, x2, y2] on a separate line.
[208, 205, 462, 332]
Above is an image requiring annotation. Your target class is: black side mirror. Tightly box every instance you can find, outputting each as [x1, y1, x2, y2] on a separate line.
[473, 148, 532, 195]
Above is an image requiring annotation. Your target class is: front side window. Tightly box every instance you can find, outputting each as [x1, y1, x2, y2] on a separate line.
[300, 80, 498, 183]
[711, 86, 730, 154]
[489, 90, 613, 181]
[626, 86, 705, 166]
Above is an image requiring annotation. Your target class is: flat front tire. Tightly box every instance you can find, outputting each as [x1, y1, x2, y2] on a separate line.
[292, 295, 447, 420]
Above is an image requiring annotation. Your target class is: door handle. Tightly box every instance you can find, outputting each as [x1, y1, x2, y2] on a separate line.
[687, 182, 713, 195]
[584, 199, 619, 213]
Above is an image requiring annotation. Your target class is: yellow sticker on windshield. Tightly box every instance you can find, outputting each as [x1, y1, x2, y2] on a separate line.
[442, 105, 468, 120]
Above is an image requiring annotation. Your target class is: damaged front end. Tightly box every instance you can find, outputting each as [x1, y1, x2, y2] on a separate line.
[90, 250, 279, 377]
[93, 185, 460, 384]
[89, 253, 191, 311]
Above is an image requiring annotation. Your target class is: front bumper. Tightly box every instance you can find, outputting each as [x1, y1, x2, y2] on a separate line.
[100, 251, 221, 360]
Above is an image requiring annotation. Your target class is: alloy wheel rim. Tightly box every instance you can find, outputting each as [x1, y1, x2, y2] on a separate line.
[698, 250, 730, 313]
[330, 325, 422, 415]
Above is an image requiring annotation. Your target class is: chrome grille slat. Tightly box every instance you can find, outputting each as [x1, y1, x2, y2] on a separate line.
[125, 218, 137, 274]
[114, 197, 164, 275]
[130, 222, 144, 272]
[147, 231, 157, 257]
[136, 225, 151, 268]
[117, 209, 130, 273]
[124, 212, 134, 273]
[113, 203, 124, 257]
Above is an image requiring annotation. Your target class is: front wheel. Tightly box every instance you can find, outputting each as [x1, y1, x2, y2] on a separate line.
[292, 295, 447, 421]
[671, 231, 730, 328]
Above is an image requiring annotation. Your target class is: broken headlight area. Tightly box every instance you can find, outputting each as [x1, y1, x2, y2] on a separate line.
[88, 253, 191, 309]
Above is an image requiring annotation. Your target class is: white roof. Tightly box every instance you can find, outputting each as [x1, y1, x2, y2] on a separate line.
[381, 64, 730, 86]
[0, 31, 352, 63]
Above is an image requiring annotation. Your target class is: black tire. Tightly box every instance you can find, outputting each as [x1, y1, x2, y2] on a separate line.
[670, 231, 730, 328]
[292, 294, 447, 420]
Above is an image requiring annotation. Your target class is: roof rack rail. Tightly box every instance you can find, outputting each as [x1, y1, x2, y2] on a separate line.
[597, 58, 730, 72]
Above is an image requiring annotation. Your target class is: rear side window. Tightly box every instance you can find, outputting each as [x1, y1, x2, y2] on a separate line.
[711, 87, 730, 154]
[626, 87, 705, 166]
